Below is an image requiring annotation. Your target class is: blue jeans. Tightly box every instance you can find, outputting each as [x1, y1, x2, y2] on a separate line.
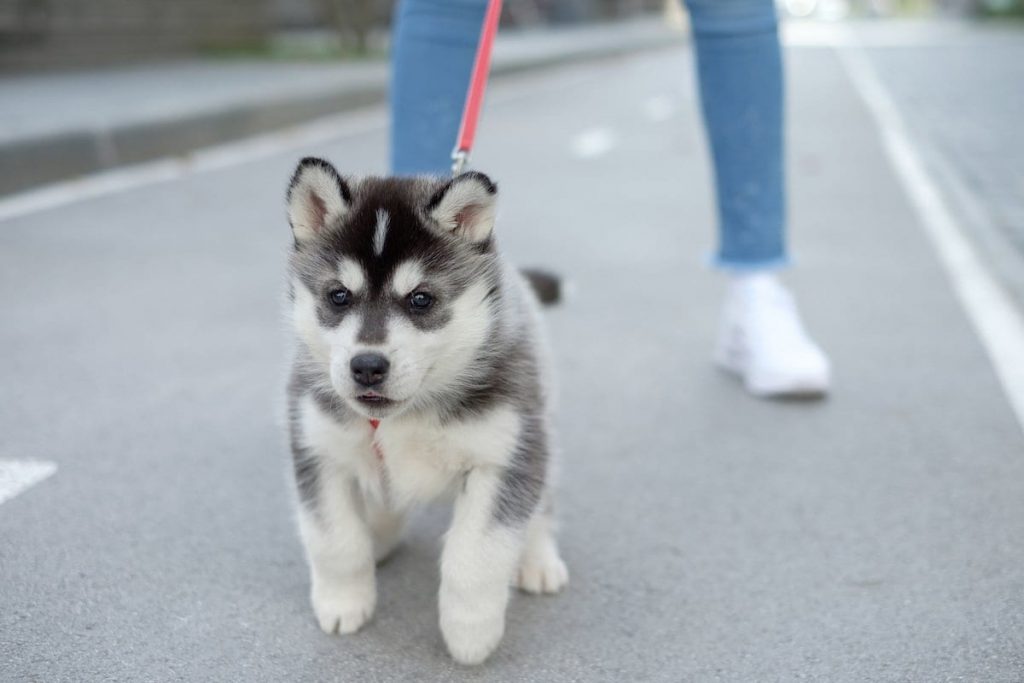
[390, 0, 787, 270]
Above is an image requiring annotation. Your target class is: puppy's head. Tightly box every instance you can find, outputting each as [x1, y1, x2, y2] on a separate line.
[286, 157, 500, 418]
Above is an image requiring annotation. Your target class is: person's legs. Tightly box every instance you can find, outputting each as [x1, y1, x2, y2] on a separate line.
[686, 0, 786, 269]
[390, 0, 487, 175]
[389, 0, 828, 395]
[684, 0, 830, 396]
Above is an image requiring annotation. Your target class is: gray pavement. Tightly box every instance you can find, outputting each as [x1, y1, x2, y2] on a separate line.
[855, 19, 1024, 311]
[0, 17, 681, 196]
[2, 31, 1024, 682]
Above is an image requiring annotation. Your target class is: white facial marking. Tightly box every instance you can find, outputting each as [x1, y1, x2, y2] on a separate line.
[373, 209, 390, 257]
[391, 260, 425, 297]
[337, 257, 366, 293]
[415, 279, 493, 396]
[292, 282, 330, 363]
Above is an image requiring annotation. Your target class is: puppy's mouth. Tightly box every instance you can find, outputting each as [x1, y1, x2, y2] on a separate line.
[352, 391, 408, 417]
[356, 391, 393, 406]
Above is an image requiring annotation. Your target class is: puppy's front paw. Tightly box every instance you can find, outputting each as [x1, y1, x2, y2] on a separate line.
[516, 550, 569, 595]
[440, 613, 505, 666]
[311, 579, 376, 635]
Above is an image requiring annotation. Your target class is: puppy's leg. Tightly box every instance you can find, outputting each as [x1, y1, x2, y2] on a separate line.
[515, 497, 569, 594]
[439, 467, 528, 665]
[298, 466, 376, 635]
[364, 495, 405, 564]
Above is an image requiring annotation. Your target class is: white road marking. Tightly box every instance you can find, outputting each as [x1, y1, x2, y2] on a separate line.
[0, 460, 57, 506]
[644, 95, 677, 123]
[0, 108, 386, 224]
[571, 127, 616, 159]
[838, 38, 1024, 432]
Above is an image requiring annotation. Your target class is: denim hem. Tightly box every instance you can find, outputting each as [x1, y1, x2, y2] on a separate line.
[706, 254, 791, 273]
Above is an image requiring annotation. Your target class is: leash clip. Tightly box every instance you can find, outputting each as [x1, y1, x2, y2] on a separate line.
[451, 148, 469, 176]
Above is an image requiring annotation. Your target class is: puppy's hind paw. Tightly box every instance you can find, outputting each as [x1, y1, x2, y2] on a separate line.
[311, 582, 376, 635]
[515, 553, 569, 595]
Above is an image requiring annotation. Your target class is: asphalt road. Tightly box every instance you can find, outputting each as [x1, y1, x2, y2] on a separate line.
[2, 33, 1023, 682]
[858, 20, 1024, 311]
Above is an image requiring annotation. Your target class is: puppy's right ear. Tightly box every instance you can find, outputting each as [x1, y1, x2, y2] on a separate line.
[286, 157, 351, 244]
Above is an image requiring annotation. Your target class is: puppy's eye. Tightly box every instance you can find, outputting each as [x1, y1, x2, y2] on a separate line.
[409, 291, 434, 311]
[328, 288, 351, 307]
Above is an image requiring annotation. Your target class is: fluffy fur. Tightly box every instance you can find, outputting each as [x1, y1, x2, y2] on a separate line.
[284, 158, 567, 665]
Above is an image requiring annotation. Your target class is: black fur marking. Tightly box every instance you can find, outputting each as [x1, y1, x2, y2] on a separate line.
[285, 346, 360, 514]
[287, 374, 322, 511]
[432, 282, 536, 424]
[291, 177, 488, 336]
[520, 268, 561, 306]
[492, 413, 548, 525]
[357, 300, 389, 344]
[290, 438, 320, 510]
[316, 290, 353, 328]
[288, 157, 352, 204]
[425, 171, 497, 214]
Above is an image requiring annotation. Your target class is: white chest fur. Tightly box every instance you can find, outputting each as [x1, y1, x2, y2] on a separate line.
[299, 396, 521, 510]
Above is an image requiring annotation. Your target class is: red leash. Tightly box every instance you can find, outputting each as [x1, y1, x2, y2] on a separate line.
[451, 0, 503, 175]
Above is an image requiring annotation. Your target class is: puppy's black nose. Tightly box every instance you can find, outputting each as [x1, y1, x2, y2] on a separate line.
[350, 353, 390, 388]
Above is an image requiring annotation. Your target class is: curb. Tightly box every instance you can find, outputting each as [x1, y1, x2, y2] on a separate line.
[0, 24, 682, 197]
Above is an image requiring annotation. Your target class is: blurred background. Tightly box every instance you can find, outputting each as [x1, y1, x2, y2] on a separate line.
[0, 0, 1020, 69]
[2, 1, 1023, 681]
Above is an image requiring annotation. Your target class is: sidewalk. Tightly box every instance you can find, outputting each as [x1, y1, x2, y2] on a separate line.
[0, 17, 681, 196]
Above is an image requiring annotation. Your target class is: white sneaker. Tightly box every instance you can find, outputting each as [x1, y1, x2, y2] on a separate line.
[714, 273, 831, 397]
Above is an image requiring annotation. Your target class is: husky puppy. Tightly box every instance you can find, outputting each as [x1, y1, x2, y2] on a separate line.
[284, 158, 568, 665]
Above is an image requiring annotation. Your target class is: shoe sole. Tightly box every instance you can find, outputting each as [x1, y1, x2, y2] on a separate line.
[715, 349, 830, 398]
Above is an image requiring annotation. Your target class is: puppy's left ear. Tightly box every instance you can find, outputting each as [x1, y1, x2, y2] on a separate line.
[427, 171, 497, 243]
[287, 157, 351, 244]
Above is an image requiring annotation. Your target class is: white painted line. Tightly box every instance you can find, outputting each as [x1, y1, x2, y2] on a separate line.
[571, 127, 616, 159]
[644, 95, 677, 123]
[0, 460, 57, 506]
[0, 108, 386, 224]
[837, 38, 1024, 432]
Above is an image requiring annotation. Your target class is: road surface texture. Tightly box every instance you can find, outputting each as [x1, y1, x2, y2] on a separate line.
[2, 24, 1023, 682]
[856, 20, 1024, 311]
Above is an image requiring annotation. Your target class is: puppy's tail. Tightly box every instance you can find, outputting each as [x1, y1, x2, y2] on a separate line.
[520, 268, 562, 306]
